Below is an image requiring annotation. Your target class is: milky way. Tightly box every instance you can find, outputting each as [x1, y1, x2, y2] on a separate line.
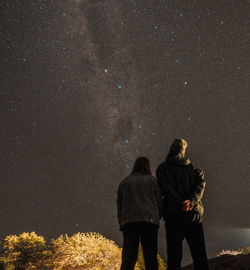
[0, 0, 249, 265]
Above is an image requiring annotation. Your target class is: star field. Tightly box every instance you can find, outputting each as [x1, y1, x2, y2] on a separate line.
[0, 0, 249, 265]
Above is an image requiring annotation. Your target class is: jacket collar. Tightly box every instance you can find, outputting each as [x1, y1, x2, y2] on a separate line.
[165, 153, 191, 166]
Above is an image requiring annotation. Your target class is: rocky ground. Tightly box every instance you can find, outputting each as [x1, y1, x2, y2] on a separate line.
[182, 253, 250, 270]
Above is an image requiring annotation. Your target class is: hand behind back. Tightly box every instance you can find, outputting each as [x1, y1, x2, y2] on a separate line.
[182, 200, 193, 212]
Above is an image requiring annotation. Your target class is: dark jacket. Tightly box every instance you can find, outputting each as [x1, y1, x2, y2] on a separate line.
[156, 155, 206, 223]
[117, 173, 162, 229]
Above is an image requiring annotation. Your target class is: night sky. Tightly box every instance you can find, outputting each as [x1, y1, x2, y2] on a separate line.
[0, 0, 249, 266]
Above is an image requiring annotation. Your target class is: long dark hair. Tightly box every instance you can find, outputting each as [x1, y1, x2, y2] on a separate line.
[131, 157, 152, 175]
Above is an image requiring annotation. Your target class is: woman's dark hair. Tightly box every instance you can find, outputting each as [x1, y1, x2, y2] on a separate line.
[131, 156, 152, 175]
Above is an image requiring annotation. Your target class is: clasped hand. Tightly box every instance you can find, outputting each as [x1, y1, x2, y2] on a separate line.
[182, 200, 193, 212]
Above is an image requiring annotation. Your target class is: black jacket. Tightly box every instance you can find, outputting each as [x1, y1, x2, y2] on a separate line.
[117, 173, 162, 229]
[156, 155, 206, 223]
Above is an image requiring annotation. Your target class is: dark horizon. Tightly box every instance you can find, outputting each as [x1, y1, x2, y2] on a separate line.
[0, 0, 249, 266]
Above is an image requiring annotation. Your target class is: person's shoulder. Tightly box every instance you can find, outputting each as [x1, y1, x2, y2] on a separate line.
[156, 162, 166, 171]
[118, 175, 131, 188]
[140, 175, 158, 188]
[190, 163, 205, 176]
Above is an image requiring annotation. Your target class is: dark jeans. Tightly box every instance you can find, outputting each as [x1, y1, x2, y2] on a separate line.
[121, 222, 158, 270]
[165, 220, 209, 270]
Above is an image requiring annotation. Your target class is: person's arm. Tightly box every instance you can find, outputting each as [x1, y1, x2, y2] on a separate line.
[117, 185, 123, 225]
[156, 165, 165, 199]
[188, 167, 206, 208]
[153, 179, 163, 218]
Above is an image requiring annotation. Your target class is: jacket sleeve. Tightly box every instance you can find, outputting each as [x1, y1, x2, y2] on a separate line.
[153, 179, 163, 218]
[117, 185, 122, 225]
[156, 165, 165, 198]
[189, 167, 206, 207]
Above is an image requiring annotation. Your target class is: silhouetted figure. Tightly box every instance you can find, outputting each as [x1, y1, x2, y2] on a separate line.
[117, 157, 162, 270]
[156, 138, 209, 270]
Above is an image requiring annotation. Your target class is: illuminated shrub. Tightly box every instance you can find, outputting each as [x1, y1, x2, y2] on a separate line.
[52, 232, 123, 270]
[136, 243, 167, 270]
[0, 232, 53, 270]
[216, 249, 243, 257]
[52, 232, 167, 270]
[216, 246, 250, 257]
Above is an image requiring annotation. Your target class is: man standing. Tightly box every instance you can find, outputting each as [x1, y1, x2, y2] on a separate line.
[156, 138, 209, 270]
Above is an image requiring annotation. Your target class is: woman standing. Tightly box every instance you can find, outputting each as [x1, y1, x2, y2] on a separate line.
[117, 157, 162, 270]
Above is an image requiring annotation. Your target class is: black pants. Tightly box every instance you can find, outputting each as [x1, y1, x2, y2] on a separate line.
[165, 220, 209, 270]
[121, 222, 158, 270]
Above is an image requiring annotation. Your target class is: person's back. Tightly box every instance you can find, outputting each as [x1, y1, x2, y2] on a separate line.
[157, 154, 205, 223]
[156, 138, 209, 270]
[117, 156, 162, 270]
[118, 173, 161, 228]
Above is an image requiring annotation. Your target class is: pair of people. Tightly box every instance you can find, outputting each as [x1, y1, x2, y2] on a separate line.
[117, 138, 209, 270]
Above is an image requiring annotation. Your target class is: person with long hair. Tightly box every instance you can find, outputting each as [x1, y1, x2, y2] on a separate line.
[117, 157, 162, 270]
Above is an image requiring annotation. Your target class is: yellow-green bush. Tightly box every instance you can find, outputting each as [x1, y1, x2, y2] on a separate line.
[52, 232, 167, 270]
[52, 232, 122, 270]
[1, 232, 53, 270]
[136, 243, 167, 270]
